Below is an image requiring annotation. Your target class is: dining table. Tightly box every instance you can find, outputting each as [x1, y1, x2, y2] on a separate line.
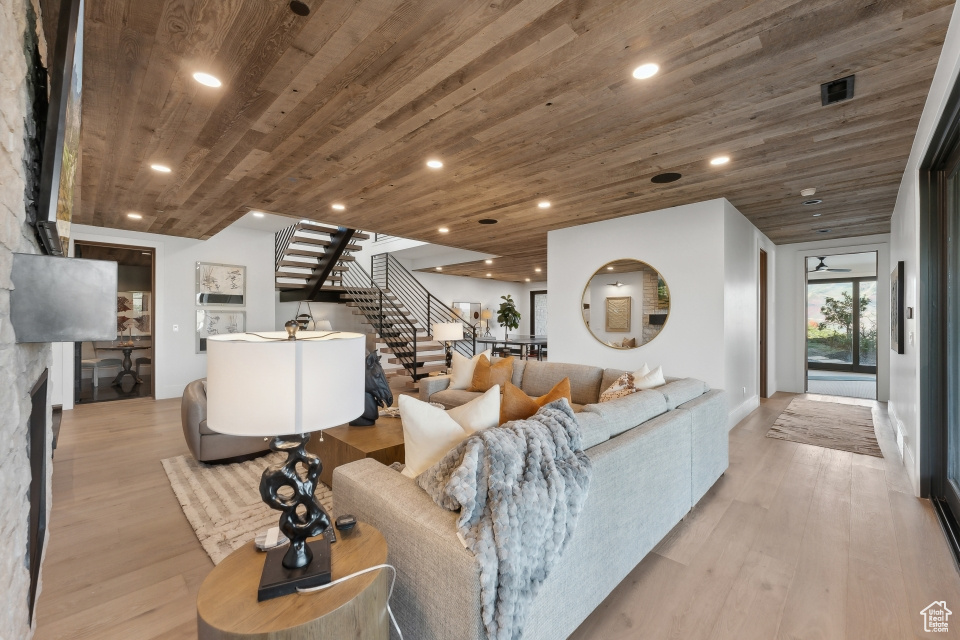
[99, 343, 152, 386]
[475, 335, 547, 360]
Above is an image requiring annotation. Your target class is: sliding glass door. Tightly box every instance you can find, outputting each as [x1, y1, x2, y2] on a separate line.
[943, 148, 960, 520]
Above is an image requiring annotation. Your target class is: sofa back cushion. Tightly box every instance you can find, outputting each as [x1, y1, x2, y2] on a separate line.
[582, 390, 668, 438]
[521, 361, 604, 405]
[658, 378, 709, 410]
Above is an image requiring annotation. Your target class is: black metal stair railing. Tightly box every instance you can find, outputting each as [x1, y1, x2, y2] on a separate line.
[371, 253, 478, 359]
[341, 261, 429, 380]
[275, 222, 298, 272]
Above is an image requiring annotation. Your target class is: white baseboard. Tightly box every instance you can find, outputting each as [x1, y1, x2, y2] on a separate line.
[887, 403, 905, 458]
[728, 395, 760, 430]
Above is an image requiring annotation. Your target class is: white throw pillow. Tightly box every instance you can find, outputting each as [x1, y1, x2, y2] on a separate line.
[399, 386, 500, 477]
[448, 349, 492, 390]
[635, 366, 666, 390]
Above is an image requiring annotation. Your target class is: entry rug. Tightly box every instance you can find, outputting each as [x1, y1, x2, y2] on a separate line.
[161, 452, 333, 564]
[766, 397, 883, 458]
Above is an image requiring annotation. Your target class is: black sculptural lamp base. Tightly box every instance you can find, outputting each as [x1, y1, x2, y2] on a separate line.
[257, 433, 333, 601]
[257, 537, 331, 601]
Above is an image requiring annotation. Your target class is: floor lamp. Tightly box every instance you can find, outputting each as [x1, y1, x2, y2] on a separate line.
[205, 329, 365, 600]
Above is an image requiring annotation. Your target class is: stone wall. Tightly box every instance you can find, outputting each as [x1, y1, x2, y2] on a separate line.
[641, 266, 664, 344]
[0, 0, 51, 637]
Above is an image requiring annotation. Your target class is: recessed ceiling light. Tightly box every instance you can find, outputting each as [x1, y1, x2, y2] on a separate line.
[607, 266, 614, 270]
[800, 188, 817, 197]
[525, 278, 531, 282]
[485, 259, 493, 264]
[710, 156, 730, 166]
[651, 172, 682, 184]
[436, 266, 443, 271]
[141, 252, 150, 255]
[802, 199, 823, 206]
[478, 219, 498, 225]
[426, 159, 443, 169]
[331, 203, 346, 211]
[817, 228, 832, 234]
[538, 201, 551, 209]
[150, 164, 171, 173]
[535, 267, 542, 273]
[486, 273, 492, 277]
[127, 212, 143, 220]
[438, 227, 449, 233]
[632, 63, 659, 80]
[812, 213, 822, 217]
[289, 0, 310, 15]
[252, 211, 265, 218]
[193, 72, 222, 88]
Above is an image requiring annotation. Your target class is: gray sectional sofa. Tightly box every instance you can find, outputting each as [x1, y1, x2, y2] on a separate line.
[334, 359, 728, 640]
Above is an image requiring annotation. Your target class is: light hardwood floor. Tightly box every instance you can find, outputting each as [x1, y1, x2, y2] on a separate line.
[35, 392, 960, 639]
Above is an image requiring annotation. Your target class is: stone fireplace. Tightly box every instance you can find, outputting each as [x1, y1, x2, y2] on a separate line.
[0, 0, 52, 636]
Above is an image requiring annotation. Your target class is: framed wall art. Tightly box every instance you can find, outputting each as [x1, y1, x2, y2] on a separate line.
[196, 309, 246, 353]
[891, 261, 905, 354]
[605, 296, 631, 332]
[196, 262, 245, 305]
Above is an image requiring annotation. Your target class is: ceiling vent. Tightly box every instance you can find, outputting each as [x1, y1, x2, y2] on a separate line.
[821, 75, 855, 106]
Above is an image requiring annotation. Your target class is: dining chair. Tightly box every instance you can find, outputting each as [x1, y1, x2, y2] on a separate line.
[80, 342, 122, 387]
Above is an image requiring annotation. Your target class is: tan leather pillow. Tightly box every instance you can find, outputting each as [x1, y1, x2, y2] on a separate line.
[500, 378, 572, 424]
[622, 337, 637, 348]
[468, 355, 513, 392]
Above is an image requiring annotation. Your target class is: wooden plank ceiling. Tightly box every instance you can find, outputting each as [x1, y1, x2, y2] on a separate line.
[79, 0, 954, 282]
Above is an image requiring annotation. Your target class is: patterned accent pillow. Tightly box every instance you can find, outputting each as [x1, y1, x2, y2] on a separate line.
[599, 372, 638, 402]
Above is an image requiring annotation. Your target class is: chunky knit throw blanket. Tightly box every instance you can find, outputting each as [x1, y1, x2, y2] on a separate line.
[417, 400, 592, 640]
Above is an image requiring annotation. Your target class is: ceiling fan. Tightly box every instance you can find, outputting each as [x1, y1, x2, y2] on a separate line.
[808, 257, 852, 273]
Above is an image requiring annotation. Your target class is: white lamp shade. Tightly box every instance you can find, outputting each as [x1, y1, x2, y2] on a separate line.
[314, 319, 333, 331]
[481, 309, 493, 320]
[205, 331, 365, 436]
[432, 322, 463, 342]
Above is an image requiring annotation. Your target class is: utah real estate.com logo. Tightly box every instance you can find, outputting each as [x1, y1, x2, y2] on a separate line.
[921, 601, 952, 633]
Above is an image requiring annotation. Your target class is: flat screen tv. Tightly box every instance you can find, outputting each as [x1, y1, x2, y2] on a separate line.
[34, 0, 84, 257]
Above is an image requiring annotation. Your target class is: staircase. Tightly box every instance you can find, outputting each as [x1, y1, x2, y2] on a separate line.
[275, 224, 478, 381]
[275, 220, 370, 302]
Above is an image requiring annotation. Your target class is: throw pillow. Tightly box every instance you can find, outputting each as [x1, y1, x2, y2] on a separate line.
[500, 378, 572, 424]
[599, 363, 652, 402]
[635, 365, 666, 389]
[621, 337, 637, 348]
[398, 386, 500, 478]
[449, 349, 492, 390]
[468, 355, 513, 392]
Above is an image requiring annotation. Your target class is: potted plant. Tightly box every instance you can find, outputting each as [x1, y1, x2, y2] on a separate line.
[497, 295, 521, 333]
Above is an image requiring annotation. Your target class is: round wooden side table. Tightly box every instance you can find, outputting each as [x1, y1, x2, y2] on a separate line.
[197, 524, 389, 639]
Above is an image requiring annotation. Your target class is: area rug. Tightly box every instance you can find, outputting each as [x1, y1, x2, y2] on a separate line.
[766, 398, 883, 458]
[161, 452, 333, 564]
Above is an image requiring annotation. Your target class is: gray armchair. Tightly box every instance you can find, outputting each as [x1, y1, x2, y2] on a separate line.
[181, 379, 270, 462]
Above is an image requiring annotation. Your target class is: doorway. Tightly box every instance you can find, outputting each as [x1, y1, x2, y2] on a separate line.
[759, 249, 768, 398]
[804, 251, 878, 400]
[74, 242, 155, 403]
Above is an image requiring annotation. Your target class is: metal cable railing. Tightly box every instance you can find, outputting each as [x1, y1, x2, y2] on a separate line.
[341, 261, 429, 380]
[371, 253, 478, 358]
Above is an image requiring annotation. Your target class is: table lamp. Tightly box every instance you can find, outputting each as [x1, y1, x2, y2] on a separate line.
[481, 309, 493, 337]
[432, 322, 463, 371]
[206, 329, 364, 601]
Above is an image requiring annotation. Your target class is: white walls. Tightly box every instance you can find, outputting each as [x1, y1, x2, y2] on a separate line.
[67, 224, 276, 400]
[410, 268, 530, 338]
[774, 235, 890, 402]
[548, 198, 773, 425]
[888, 2, 960, 495]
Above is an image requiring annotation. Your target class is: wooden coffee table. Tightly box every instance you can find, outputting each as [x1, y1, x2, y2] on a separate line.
[197, 523, 389, 639]
[309, 416, 404, 487]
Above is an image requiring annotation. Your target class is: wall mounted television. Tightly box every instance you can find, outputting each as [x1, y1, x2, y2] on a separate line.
[34, 0, 84, 257]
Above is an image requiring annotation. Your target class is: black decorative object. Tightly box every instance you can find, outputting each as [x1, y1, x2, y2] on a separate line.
[257, 434, 333, 600]
[350, 352, 393, 426]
